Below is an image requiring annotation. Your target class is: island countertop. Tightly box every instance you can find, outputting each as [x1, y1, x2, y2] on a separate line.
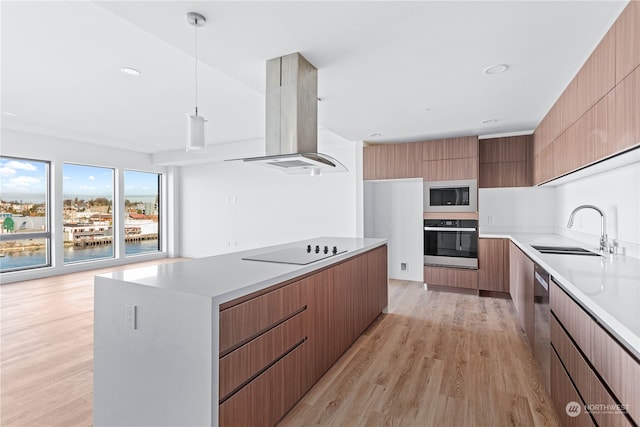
[481, 232, 640, 358]
[97, 236, 386, 304]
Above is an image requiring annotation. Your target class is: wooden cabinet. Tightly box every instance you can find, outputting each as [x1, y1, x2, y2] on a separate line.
[615, 0, 640, 84]
[363, 142, 423, 180]
[218, 245, 388, 426]
[478, 238, 509, 293]
[550, 280, 639, 426]
[479, 136, 532, 188]
[509, 242, 534, 348]
[532, 1, 640, 185]
[614, 66, 640, 154]
[423, 136, 478, 181]
[424, 265, 478, 291]
[550, 349, 596, 427]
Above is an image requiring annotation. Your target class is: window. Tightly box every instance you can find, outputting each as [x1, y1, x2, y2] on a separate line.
[63, 163, 114, 264]
[124, 170, 161, 256]
[0, 156, 50, 272]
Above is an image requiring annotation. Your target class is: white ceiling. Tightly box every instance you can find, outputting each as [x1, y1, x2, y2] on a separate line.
[0, 1, 628, 155]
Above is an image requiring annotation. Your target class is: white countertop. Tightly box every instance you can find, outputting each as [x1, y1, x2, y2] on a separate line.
[482, 232, 640, 358]
[97, 237, 386, 304]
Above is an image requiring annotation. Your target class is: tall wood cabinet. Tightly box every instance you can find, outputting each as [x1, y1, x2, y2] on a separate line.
[218, 245, 388, 426]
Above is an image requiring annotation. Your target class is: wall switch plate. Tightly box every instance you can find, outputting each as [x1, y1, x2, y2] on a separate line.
[126, 304, 137, 330]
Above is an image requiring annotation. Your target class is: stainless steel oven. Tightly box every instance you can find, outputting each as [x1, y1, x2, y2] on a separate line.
[423, 219, 478, 268]
[424, 179, 477, 213]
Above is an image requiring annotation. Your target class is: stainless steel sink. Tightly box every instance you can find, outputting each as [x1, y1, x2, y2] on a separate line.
[531, 245, 602, 256]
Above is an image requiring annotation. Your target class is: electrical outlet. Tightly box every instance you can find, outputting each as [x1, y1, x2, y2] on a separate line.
[401, 262, 407, 271]
[126, 304, 137, 330]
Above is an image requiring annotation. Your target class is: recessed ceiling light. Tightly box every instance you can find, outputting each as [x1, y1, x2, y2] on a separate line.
[481, 119, 498, 124]
[120, 67, 141, 77]
[483, 64, 509, 75]
[368, 133, 381, 137]
[2, 111, 17, 117]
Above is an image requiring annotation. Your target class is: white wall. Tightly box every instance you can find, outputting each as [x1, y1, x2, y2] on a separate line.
[364, 179, 423, 282]
[554, 160, 640, 258]
[0, 129, 170, 283]
[178, 129, 359, 257]
[479, 186, 556, 234]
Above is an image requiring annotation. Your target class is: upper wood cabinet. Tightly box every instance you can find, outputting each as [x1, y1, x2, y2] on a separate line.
[423, 136, 478, 181]
[533, 1, 640, 185]
[615, 0, 640, 84]
[363, 136, 478, 182]
[363, 142, 423, 180]
[479, 135, 532, 188]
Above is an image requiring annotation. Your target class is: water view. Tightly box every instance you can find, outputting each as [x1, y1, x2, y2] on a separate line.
[0, 240, 160, 272]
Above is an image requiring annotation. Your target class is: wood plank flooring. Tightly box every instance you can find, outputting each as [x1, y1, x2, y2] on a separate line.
[0, 259, 183, 427]
[2, 268, 559, 426]
[279, 281, 560, 427]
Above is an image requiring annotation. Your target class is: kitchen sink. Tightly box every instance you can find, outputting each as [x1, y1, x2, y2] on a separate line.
[531, 245, 602, 256]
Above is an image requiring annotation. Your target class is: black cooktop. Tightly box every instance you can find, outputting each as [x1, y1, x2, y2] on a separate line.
[242, 246, 346, 265]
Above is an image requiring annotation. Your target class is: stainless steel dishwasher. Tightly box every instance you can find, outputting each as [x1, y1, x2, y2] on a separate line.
[533, 263, 550, 393]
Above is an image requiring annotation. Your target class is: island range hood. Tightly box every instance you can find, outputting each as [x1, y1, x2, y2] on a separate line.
[240, 52, 347, 175]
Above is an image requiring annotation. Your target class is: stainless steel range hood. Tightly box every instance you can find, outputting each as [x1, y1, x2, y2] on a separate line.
[240, 52, 347, 175]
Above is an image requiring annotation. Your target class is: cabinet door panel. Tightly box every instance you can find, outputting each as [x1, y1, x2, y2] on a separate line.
[478, 238, 508, 292]
[423, 136, 477, 160]
[550, 349, 596, 427]
[423, 157, 478, 181]
[219, 342, 308, 427]
[616, 1, 640, 84]
[424, 266, 478, 290]
[614, 66, 640, 153]
[549, 281, 591, 354]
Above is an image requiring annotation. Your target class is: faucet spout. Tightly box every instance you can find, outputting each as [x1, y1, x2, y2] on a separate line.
[567, 204, 608, 252]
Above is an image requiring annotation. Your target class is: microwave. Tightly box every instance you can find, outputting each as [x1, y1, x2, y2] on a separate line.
[424, 179, 478, 213]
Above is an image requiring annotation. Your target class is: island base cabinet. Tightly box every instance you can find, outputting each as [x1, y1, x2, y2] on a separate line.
[219, 342, 309, 427]
[218, 245, 388, 426]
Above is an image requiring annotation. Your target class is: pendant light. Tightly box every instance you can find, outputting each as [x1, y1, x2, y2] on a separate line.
[186, 12, 207, 152]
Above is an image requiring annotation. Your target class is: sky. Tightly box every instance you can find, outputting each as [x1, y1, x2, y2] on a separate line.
[0, 157, 47, 202]
[0, 157, 159, 202]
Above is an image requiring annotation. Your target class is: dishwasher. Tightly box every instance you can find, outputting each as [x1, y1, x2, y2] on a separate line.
[533, 263, 551, 393]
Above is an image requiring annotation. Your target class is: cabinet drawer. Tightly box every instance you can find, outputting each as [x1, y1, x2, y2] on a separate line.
[590, 321, 640, 424]
[424, 266, 478, 290]
[551, 316, 632, 427]
[219, 340, 308, 427]
[220, 280, 306, 354]
[550, 349, 596, 427]
[219, 310, 307, 401]
[550, 281, 591, 354]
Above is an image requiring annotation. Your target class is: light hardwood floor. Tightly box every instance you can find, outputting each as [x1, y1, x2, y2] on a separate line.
[1, 266, 559, 427]
[279, 281, 560, 427]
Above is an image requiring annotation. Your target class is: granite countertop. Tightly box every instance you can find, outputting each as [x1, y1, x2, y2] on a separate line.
[97, 236, 386, 304]
[481, 232, 640, 358]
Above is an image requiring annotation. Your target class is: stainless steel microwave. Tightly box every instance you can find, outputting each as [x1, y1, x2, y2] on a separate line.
[424, 179, 478, 213]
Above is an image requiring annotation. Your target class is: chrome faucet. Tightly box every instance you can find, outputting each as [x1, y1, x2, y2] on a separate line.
[567, 205, 608, 252]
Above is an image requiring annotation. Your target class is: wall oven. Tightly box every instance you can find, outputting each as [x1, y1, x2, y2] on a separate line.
[424, 179, 477, 213]
[424, 219, 478, 268]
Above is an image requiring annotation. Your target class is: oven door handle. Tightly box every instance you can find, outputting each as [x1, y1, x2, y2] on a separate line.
[423, 227, 477, 232]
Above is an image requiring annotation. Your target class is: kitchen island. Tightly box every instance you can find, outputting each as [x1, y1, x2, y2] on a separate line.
[93, 237, 387, 427]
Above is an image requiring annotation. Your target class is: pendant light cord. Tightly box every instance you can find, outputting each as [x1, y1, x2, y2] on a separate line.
[194, 17, 199, 116]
